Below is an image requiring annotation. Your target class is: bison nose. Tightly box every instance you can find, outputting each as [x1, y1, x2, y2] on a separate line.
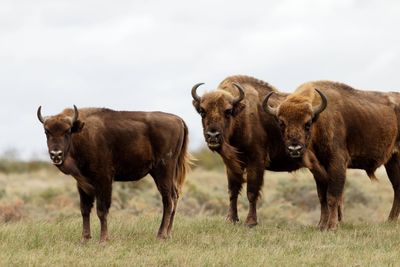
[288, 145, 303, 152]
[206, 131, 221, 139]
[287, 144, 304, 158]
[50, 150, 63, 158]
[49, 150, 64, 165]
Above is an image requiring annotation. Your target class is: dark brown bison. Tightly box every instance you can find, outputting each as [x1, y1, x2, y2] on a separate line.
[192, 75, 303, 226]
[264, 81, 400, 230]
[37, 106, 190, 241]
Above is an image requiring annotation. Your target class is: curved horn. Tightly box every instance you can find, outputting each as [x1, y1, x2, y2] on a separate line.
[71, 105, 79, 124]
[262, 92, 278, 117]
[37, 106, 45, 124]
[312, 89, 328, 117]
[231, 82, 245, 105]
[191, 83, 204, 102]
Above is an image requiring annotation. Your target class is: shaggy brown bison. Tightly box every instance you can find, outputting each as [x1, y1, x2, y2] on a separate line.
[37, 106, 190, 241]
[264, 81, 400, 230]
[192, 75, 303, 226]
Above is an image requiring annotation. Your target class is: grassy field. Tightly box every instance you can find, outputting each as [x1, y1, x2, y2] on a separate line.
[1, 152, 400, 266]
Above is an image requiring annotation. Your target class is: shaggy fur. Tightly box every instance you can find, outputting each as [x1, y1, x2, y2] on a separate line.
[270, 80, 400, 230]
[192, 75, 304, 226]
[38, 107, 190, 241]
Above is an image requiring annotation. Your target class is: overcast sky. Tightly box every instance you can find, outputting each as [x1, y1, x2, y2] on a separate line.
[1, 0, 400, 159]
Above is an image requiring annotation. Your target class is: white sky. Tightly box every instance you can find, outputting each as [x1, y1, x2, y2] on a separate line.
[1, 0, 400, 159]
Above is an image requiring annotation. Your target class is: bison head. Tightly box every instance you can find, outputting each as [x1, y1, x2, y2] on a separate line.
[192, 82, 245, 150]
[263, 89, 327, 158]
[37, 105, 84, 165]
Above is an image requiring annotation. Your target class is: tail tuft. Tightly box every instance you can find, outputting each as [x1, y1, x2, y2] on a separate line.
[367, 170, 379, 182]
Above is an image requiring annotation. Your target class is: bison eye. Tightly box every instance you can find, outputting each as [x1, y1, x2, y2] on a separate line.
[44, 129, 50, 135]
[224, 109, 233, 118]
[305, 121, 312, 132]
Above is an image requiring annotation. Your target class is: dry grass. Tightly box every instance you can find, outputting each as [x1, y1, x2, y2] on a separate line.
[0, 156, 399, 266]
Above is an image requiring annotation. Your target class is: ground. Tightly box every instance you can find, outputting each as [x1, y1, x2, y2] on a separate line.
[0, 153, 399, 266]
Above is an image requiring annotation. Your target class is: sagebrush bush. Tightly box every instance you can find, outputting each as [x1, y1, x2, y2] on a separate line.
[0, 200, 24, 222]
[274, 179, 318, 211]
[192, 148, 224, 170]
[0, 159, 54, 174]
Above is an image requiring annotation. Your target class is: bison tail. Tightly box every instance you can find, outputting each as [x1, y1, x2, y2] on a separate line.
[175, 120, 193, 194]
[366, 170, 379, 182]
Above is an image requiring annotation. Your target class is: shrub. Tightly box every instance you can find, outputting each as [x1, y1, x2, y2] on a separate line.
[0, 200, 24, 222]
[275, 180, 318, 211]
[192, 147, 224, 170]
[0, 159, 53, 174]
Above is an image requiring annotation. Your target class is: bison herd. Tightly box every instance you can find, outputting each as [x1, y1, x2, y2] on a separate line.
[37, 75, 400, 242]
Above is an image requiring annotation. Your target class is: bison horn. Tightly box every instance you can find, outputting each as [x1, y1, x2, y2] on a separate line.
[37, 106, 46, 124]
[232, 82, 245, 105]
[71, 105, 79, 124]
[262, 92, 278, 117]
[312, 89, 328, 118]
[191, 83, 204, 102]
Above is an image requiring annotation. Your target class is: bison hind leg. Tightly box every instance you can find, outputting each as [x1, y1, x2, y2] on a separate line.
[151, 164, 176, 240]
[96, 183, 112, 243]
[384, 153, 400, 220]
[166, 187, 179, 238]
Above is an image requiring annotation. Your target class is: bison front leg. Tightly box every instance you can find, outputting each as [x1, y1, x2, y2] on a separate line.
[245, 166, 264, 227]
[226, 168, 244, 224]
[78, 186, 94, 243]
[313, 179, 329, 230]
[325, 166, 346, 231]
[96, 184, 112, 243]
[306, 152, 330, 229]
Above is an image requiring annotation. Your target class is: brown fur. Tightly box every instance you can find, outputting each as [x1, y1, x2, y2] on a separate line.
[175, 121, 191, 193]
[271, 80, 400, 230]
[192, 75, 304, 226]
[38, 107, 190, 241]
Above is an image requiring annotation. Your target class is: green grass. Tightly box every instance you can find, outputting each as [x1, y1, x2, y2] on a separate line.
[1, 215, 400, 266]
[0, 152, 400, 266]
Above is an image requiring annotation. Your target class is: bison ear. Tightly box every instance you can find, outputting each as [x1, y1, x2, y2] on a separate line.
[232, 102, 245, 116]
[71, 120, 85, 133]
[192, 100, 201, 114]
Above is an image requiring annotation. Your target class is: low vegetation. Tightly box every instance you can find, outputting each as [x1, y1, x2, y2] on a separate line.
[0, 150, 399, 266]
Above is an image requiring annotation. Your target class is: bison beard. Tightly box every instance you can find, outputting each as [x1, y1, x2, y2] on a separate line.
[37, 106, 190, 242]
[220, 142, 243, 175]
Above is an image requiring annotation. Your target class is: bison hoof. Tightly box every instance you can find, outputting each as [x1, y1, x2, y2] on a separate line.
[317, 221, 328, 231]
[80, 236, 91, 244]
[225, 215, 239, 224]
[320, 221, 338, 231]
[81, 234, 92, 244]
[318, 224, 328, 231]
[327, 223, 338, 231]
[245, 218, 258, 228]
[157, 233, 169, 240]
[99, 236, 109, 244]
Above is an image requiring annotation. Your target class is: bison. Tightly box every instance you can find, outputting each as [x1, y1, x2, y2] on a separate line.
[191, 75, 303, 226]
[263, 80, 400, 230]
[37, 106, 190, 241]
